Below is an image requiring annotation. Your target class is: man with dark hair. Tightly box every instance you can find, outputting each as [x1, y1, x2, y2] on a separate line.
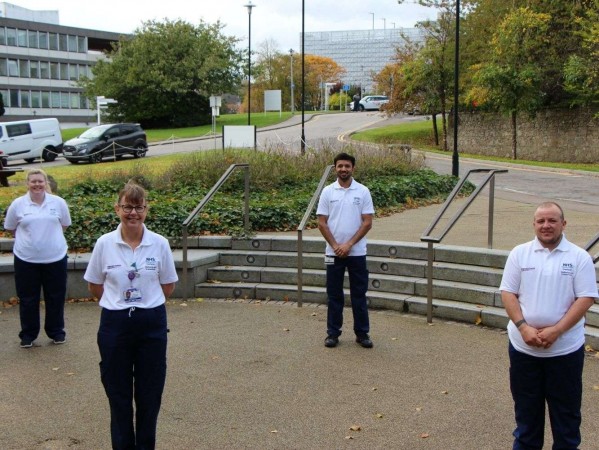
[317, 152, 374, 348]
[500, 201, 598, 449]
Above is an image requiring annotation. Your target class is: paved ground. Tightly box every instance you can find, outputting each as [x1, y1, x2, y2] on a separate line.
[3, 150, 599, 449]
[2, 299, 599, 450]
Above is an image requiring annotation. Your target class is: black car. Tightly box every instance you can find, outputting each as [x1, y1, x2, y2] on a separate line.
[63, 123, 148, 164]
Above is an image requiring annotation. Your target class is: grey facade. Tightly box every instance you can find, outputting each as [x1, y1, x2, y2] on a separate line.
[303, 28, 424, 95]
[0, 3, 123, 123]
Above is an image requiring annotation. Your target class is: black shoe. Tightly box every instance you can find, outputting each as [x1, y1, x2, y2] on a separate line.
[53, 337, 66, 345]
[20, 340, 33, 348]
[356, 334, 373, 348]
[324, 335, 339, 348]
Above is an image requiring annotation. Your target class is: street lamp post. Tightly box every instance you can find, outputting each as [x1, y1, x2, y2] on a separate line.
[396, 0, 460, 176]
[289, 48, 295, 115]
[369, 12, 374, 30]
[244, 1, 255, 126]
[301, 0, 305, 154]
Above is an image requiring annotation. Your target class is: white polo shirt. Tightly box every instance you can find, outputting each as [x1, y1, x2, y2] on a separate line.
[3, 192, 71, 263]
[500, 235, 598, 357]
[316, 178, 374, 257]
[84, 224, 178, 310]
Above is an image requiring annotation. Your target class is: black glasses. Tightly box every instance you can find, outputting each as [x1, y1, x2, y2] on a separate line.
[119, 204, 147, 214]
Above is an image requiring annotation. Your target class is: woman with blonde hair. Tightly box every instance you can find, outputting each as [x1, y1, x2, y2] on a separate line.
[3, 168, 71, 348]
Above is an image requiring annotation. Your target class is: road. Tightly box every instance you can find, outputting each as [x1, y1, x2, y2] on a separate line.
[8, 112, 599, 213]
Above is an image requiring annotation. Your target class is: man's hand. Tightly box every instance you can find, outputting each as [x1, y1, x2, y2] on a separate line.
[537, 326, 561, 349]
[333, 242, 352, 258]
[520, 324, 544, 348]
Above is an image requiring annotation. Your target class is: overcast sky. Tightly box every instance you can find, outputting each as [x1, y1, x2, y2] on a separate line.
[11, 0, 437, 52]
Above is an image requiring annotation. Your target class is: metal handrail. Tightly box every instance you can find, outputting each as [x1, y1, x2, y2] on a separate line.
[420, 169, 508, 323]
[296, 165, 335, 307]
[584, 232, 599, 263]
[181, 164, 250, 301]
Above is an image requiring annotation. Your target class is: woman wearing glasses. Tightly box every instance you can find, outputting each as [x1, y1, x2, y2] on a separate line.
[84, 181, 178, 450]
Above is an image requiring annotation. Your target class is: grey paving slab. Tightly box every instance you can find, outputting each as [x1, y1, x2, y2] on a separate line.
[2, 300, 599, 449]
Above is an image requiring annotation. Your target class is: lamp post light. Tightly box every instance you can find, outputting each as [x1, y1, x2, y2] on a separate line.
[289, 48, 295, 115]
[396, 0, 460, 176]
[301, 0, 305, 154]
[244, 1, 255, 126]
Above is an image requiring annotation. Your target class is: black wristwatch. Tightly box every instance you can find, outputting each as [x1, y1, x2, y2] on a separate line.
[514, 319, 527, 329]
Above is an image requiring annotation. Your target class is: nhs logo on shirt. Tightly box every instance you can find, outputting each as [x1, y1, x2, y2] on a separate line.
[561, 262, 574, 276]
[352, 197, 361, 206]
[145, 257, 157, 271]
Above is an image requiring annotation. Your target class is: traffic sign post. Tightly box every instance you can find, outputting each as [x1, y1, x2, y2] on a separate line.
[96, 96, 118, 125]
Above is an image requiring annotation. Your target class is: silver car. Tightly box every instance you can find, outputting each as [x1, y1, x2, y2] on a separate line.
[353, 95, 389, 111]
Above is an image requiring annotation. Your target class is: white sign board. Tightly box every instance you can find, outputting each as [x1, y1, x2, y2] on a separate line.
[222, 125, 256, 149]
[264, 90, 282, 113]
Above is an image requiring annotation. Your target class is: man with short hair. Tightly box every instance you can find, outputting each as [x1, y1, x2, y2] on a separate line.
[317, 152, 374, 348]
[500, 201, 598, 449]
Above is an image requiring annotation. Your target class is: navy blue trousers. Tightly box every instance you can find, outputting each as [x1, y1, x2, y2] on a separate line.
[98, 305, 167, 450]
[509, 342, 584, 450]
[326, 255, 369, 337]
[14, 254, 68, 342]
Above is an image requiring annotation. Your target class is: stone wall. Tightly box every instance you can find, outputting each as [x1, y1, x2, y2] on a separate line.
[447, 108, 599, 163]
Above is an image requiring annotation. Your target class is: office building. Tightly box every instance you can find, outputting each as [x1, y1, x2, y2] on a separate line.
[304, 27, 424, 95]
[0, 2, 123, 123]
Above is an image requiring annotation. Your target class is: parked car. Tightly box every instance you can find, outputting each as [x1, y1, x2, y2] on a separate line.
[0, 118, 63, 163]
[63, 123, 148, 164]
[350, 95, 389, 111]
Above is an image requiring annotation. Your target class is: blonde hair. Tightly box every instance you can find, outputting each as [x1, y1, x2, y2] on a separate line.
[26, 168, 52, 193]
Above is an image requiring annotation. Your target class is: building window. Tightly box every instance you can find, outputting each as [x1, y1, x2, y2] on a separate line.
[20, 91, 30, 108]
[29, 60, 39, 78]
[60, 92, 69, 108]
[7, 59, 18, 77]
[10, 89, 19, 107]
[69, 64, 78, 80]
[31, 91, 41, 108]
[41, 91, 50, 108]
[39, 32, 48, 49]
[6, 28, 16, 46]
[51, 91, 61, 108]
[19, 59, 29, 78]
[78, 36, 87, 53]
[39, 61, 49, 79]
[0, 90, 8, 107]
[0, 27, 5, 45]
[70, 92, 80, 109]
[0, 58, 6, 77]
[58, 34, 68, 52]
[17, 29, 27, 47]
[68, 35, 77, 52]
[28, 30, 38, 48]
[60, 63, 68, 80]
[50, 62, 59, 80]
[48, 33, 58, 50]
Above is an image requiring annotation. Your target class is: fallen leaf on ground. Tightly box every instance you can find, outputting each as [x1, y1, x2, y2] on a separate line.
[376, 413, 384, 418]
[420, 433, 430, 439]
[349, 425, 361, 431]
[345, 436, 354, 440]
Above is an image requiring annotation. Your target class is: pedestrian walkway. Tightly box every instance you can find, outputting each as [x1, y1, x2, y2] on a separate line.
[2, 299, 599, 449]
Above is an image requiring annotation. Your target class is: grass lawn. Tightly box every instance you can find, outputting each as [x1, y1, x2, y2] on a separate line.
[351, 119, 599, 173]
[61, 112, 297, 142]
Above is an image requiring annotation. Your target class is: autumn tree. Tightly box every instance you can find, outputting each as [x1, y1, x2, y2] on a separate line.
[563, 0, 599, 110]
[80, 19, 243, 128]
[467, 8, 550, 159]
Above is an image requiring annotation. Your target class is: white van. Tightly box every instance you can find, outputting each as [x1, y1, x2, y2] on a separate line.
[0, 118, 63, 163]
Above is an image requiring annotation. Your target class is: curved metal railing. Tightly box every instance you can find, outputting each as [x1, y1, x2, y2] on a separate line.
[181, 163, 250, 301]
[420, 168, 508, 323]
